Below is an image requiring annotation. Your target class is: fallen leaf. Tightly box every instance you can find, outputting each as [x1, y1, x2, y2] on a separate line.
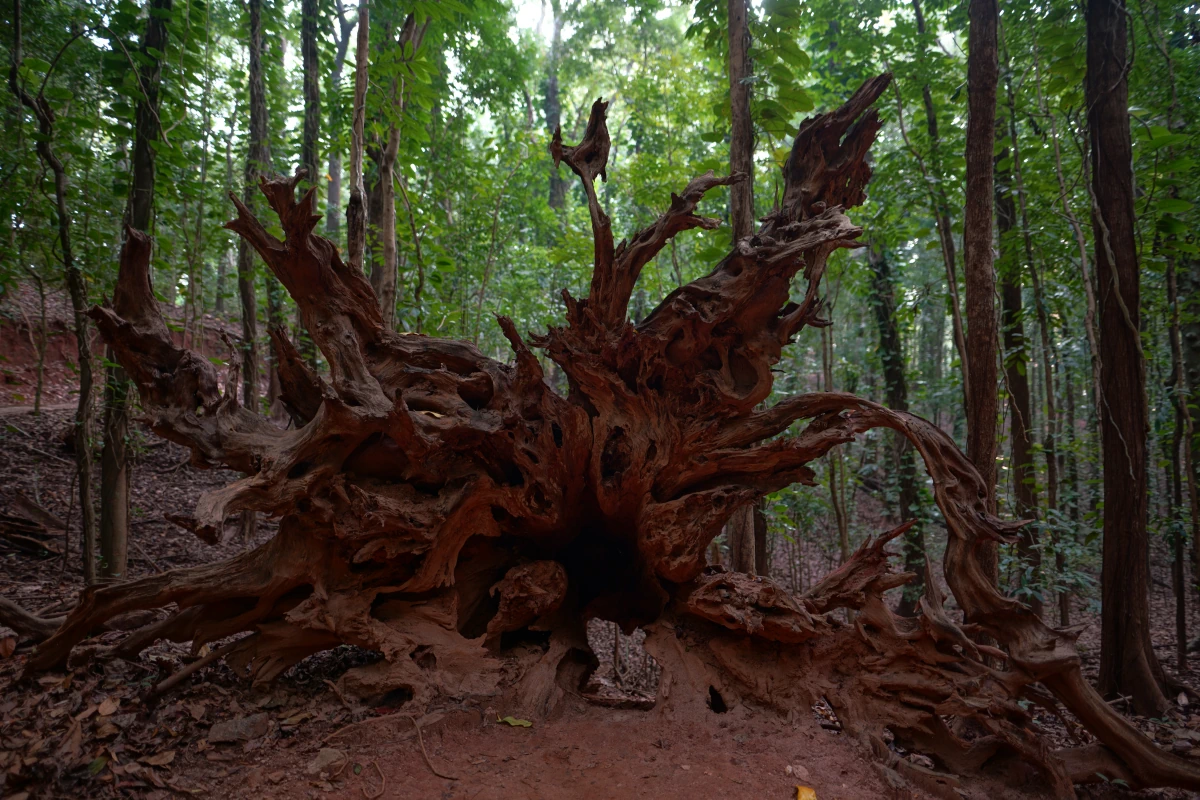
[187, 702, 207, 721]
[1179, 692, 1189, 707]
[0, 631, 16, 659]
[499, 716, 532, 727]
[98, 697, 119, 716]
[95, 723, 120, 738]
[796, 787, 817, 800]
[208, 712, 270, 743]
[141, 750, 176, 767]
[57, 719, 82, 760]
[88, 756, 109, 775]
[306, 747, 346, 775]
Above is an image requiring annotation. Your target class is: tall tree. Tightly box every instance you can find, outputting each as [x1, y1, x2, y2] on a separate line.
[100, 0, 173, 581]
[544, 0, 568, 210]
[908, 0, 968, 400]
[995, 114, 1040, 616]
[345, 0, 369, 274]
[1088, 0, 1170, 715]
[324, 1, 358, 240]
[725, 0, 757, 575]
[236, 0, 272, 542]
[367, 14, 427, 330]
[963, 0, 999, 583]
[867, 244, 925, 613]
[8, 0, 99, 582]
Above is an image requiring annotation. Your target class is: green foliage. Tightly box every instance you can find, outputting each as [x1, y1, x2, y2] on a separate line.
[4, 0, 1200, 620]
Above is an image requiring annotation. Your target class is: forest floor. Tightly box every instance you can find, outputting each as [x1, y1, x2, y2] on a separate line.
[2, 403, 1200, 799]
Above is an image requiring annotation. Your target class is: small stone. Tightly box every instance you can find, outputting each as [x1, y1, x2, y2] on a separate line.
[267, 770, 285, 784]
[680, 764, 690, 771]
[306, 748, 347, 776]
[208, 712, 271, 744]
[1173, 740, 1192, 754]
[790, 764, 810, 781]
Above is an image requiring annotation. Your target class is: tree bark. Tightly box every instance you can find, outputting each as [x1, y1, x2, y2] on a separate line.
[867, 244, 925, 613]
[909, 0, 969, 404]
[1088, 0, 1170, 715]
[995, 113, 1040, 616]
[724, 0, 757, 574]
[544, 0, 568, 211]
[366, 14, 426, 330]
[345, 0, 369, 274]
[324, 4, 357, 239]
[963, 0, 999, 589]
[9, 0, 99, 583]
[100, 0, 172, 582]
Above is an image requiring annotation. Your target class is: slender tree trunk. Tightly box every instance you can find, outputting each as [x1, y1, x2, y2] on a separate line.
[325, 6, 357, 240]
[910, 0, 969, 404]
[99, 0, 171, 581]
[8, 0, 98, 582]
[298, 0, 321, 364]
[724, 0, 757, 574]
[366, 15, 425, 330]
[1088, 0, 1170, 715]
[216, 126, 235, 316]
[544, 0, 567, 210]
[238, 0, 272, 542]
[822, 324, 850, 564]
[346, 0, 369, 275]
[964, 0, 1000, 599]
[867, 244, 926, 614]
[995, 106, 1041, 616]
[1168, 255, 1190, 671]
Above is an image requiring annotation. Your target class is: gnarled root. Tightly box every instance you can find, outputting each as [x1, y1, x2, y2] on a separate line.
[20, 73, 1196, 797]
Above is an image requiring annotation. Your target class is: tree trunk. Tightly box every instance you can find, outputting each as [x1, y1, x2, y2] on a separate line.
[8, 0, 98, 582]
[366, 14, 426, 330]
[100, 0, 172, 582]
[724, 0, 757, 574]
[544, 0, 568, 210]
[237, 0, 273, 541]
[324, 6, 357, 240]
[963, 0, 999, 590]
[867, 244, 926, 614]
[909, 0, 969, 405]
[297, 0, 321, 364]
[1088, 0, 1170, 716]
[995, 114, 1040, 616]
[345, 0, 369, 274]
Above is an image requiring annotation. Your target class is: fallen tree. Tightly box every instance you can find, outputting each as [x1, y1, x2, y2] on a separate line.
[18, 74, 1200, 795]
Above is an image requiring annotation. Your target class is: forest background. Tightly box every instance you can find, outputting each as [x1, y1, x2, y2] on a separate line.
[3, 0, 1200, 709]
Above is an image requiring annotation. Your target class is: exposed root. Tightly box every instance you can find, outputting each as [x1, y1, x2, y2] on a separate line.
[16, 72, 1190, 796]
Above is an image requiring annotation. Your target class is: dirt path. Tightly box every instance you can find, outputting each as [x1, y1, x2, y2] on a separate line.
[209, 703, 986, 800]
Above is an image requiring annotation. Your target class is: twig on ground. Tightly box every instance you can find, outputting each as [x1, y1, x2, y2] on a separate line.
[147, 635, 250, 700]
[14, 440, 72, 465]
[324, 678, 356, 712]
[321, 711, 405, 744]
[361, 760, 385, 799]
[409, 714, 458, 780]
[129, 536, 166, 574]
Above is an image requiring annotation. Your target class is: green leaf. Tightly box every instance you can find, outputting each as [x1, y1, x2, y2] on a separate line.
[88, 756, 109, 775]
[499, 716, 532, 727]
[22, 56, 52, 74]
[1158, 199, 1193, 215]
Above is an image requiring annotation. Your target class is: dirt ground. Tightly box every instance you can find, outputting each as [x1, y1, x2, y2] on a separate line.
[2, 402, 1200, 799]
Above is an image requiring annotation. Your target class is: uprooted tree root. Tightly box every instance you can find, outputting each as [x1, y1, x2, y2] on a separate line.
[9, 73, 1200, 796]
